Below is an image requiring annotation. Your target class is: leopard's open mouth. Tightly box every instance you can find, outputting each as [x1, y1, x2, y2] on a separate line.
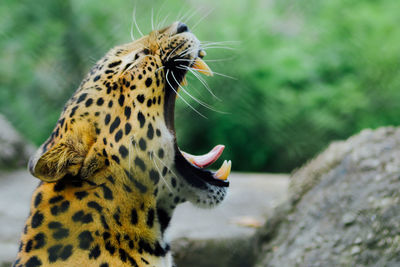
[163, 50, 230, 189]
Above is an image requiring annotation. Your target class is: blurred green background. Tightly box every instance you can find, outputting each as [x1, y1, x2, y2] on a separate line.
[1, 0, 400, 173]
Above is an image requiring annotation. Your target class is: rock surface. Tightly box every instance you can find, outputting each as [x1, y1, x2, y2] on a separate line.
[254, 127, 400, 267]
[0, 115, 35, 169]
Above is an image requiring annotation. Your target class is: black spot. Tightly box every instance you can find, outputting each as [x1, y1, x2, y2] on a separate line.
[34, 192, 42, 207]
[48, 221, 62, 229]
[147, 99, 152, 107]
[93, 75, 101, 82]
[100, 264, 109, 267]
[25, 256, 42, 267]
[101, 215, 110, 230]
[134, 156, 146, 171]
[160, 168, 167, 177]
[33, 233, 46, 249]
[123, 184, 132, 193]
[108, 60, 122, 68]
[124, 169, 148, 193]
[105, 241, 115, 255]
[147, 123, 154, 139]
[171, 177, 177, 187]
[111, 155, 120, 164]
[31, 211, 44, 228]
[78, 231, 93, 250]
[25, 239, 33, 252]
[137, 111, 145, 128]
[118, 94, 125, 106]
[156, 129, 161, 137]
[145, 77, 152, 87]
[108, 100, 113, 107]
[115, 129, 123, 142]
[131, 209, 138, 225]
[113, 212, 122, 226]
[125, 123, 132, 135]
[130, 85, 136, 90]
[89, 244, 101, 259]
[96, 98, 104, 106]
[149, 170, 160, 184]
[48, 244, 62, 262]
[87, 201, 103, 213]
[72, 210, 93, 224]
[103, 232, 111, 240]
[137, 94, 145, 103]
[105, 114, 111, 125]
[138, 74, 142, 80]
[157, 208, 171, 233]
[146, 208, 154, 228]
[77, 93, 88, 103]
[54, 181, 66, 192]
[158, 148, 164, 158]
[75, 191, 88, 200]
[60, 245, 73, 260]
[109, 117, 121, 134]
[141, 257, 150, 264]
[102, 185, 114, 200]
[119, 248, 127, 262]
[138, 138, 146, 151]
[51, 200, 70, 215]
[119, 145, 128, 159]
[85, 98, 93, 107]
[53, 227, 69, 240]
[49, 196, 63, 204]
[70, 106, 78, 117]
[124, 106, 131, 119]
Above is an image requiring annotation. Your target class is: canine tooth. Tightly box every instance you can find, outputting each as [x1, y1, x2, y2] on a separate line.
[180, 76, 188, 86]
[192, 58, 213, 76]
[214, 160, 231, 181]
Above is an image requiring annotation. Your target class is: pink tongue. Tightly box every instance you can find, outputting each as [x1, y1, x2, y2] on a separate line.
[181, 145, 225, 168]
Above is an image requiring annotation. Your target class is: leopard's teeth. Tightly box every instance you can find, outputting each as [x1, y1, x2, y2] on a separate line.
[214, 160, 231, 181]
[180, 76, 188, 86]
[192, 58, 213, 76]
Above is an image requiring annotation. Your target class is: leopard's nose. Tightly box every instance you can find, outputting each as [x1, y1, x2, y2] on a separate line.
[177, 22, 189, 34]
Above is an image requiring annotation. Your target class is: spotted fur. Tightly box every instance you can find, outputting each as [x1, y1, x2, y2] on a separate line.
[14, 22, 228, 267]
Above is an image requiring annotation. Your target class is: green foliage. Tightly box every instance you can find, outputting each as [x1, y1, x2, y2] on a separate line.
[1, 0, 400, 172]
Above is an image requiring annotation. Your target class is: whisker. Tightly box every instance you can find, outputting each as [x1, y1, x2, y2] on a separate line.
[186, 68, 221, 101]
[200, 45, 236, 51]
[186, 66, 237, 80]
[151, 8, 154, 31]
[191, 8, 214, 30]
[166, 70, 207, 118]
[160, 13, 170, 29]
[151, 151, 180, 180]
[176, 64, 221, 100]
[182, 8, 199, 25]
[171, 71, 224, 113]
[151, 153, 173, 193]
[166, 42, 186, 61]
[132, 6, 144, 37]
[201, 40, 241, 45]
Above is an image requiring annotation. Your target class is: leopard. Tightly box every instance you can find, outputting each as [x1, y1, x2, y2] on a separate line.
[13, 21, 231, 267]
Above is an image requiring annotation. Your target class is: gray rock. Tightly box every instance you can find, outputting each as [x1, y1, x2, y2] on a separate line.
[254, 127, 400, 267]
[0, 114, 35, 169]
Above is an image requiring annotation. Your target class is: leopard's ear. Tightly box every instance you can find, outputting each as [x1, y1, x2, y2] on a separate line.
[28, 122, 96, 182]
